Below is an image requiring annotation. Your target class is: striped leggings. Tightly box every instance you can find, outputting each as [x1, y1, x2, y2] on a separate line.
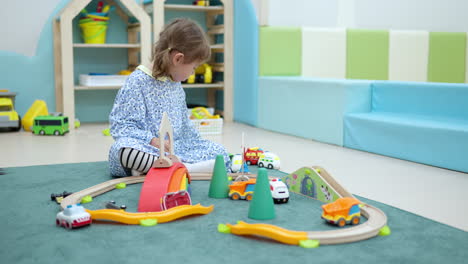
[119, 147, 156, 174]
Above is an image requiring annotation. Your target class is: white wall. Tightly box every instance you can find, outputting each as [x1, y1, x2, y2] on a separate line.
[0, 0, 61, 56]
[261, 0, 468, 32]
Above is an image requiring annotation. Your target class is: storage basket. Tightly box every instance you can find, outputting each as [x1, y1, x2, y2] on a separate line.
[79, 74, 128, 87]
[191, 118, 223, 135]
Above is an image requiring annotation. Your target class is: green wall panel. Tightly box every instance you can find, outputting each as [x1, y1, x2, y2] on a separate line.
[346, 29, 389, 80]
[259, 27, 301, 76]
[428, 32, 466, 83]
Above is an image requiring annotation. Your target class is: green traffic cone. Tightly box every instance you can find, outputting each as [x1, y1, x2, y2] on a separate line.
[208, 155, 229, 198]
[248, 168, 275, 220]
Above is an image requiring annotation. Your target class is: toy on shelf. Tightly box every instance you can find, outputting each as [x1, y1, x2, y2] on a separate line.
[321, 197, 362, 227]
[244, 147, 264, 165]
[32, 115, 69, 135]
[191, 106, 220, 119]
[0, 90, 21, 131]
[193, 0, 210, 6]
[258, 152, 281, 170]
[56, 204, 92, 229]
[79, 1, 114, 44]
[22, 100, 48, 131]
[185, 63, 212, 84]
[118, 69, 132, 75]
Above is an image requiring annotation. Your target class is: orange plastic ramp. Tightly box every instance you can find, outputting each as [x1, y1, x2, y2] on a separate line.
[86, 204, 214, 225]
[168, 167, 187, 192]
[226, 221, 308, 245]
[138, 162, 185, 212]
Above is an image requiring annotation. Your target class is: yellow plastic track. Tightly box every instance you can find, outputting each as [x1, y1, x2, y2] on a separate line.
[226, 221, 308, 245]
[87, 204, 214, 225]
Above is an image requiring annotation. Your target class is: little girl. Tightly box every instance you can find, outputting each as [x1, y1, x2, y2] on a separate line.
[108, 18, 231, 177]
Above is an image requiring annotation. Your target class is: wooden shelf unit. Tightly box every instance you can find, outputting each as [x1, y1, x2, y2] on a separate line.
[145, 3, 224, 13]
[146, 0, 233, 122]
[75, 82, 224, 90]
[72, 43, 142, 48]
[182, 82, 224, 89]
[54, 0, 151, 128]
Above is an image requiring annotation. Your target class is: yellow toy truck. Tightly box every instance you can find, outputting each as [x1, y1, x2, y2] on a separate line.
[186, 63, 213, 84]
[0, 90, 21, 131]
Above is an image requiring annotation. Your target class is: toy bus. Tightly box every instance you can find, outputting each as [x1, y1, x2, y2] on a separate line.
[321, 197, 361, 227]
[258, 152, 281, 170]
[32, 115, 69, 135]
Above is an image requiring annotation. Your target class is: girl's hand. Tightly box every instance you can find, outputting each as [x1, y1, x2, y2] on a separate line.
[150, 137, 171, 152]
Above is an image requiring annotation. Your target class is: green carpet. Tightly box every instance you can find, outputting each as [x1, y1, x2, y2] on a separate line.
[1, 162, 467, 264]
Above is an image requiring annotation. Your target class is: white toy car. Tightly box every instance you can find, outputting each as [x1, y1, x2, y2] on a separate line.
[230, 154, 243, 173]
[270, 178, 289, 203]
[56, 204, 92, 229]
[258, 152, 280, 170]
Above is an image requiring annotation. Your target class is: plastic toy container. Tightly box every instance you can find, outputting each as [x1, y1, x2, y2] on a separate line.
[187, 107, 214, 117]
[79, 21, 108, 44]
[191, 118, 223, 135]
[79, 74, 128, 87]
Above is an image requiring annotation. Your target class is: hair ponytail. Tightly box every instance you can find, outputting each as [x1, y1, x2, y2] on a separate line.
[151, 18, 210, 78]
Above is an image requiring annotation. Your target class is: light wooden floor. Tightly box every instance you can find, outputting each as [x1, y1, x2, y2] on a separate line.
[1, 122, 467, 231]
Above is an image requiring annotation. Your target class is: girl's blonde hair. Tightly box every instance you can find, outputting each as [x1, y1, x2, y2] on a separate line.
[152, 18, 211, 78]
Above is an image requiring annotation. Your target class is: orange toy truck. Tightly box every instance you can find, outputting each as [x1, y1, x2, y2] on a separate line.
[228, 179, 257, 201]
[321, 197, 361, 227]
[228, 178, 290, 203]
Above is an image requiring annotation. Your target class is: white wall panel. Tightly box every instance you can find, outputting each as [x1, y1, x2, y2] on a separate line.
[389, 30, 429, 82]
[302, 28, 346, 78]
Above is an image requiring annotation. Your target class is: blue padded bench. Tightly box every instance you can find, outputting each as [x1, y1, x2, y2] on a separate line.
[258, 77, 372, 146]
[344, 81, 468, 172]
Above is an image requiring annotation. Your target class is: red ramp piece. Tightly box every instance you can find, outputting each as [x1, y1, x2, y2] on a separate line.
[138, 162, 186, 212]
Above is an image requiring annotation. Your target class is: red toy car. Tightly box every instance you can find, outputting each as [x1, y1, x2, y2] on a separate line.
[244, 147, 264, 165]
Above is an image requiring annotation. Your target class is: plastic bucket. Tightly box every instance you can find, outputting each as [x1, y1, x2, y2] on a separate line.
[79, 21, 108, 44]
[87, 14, 110, 21]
